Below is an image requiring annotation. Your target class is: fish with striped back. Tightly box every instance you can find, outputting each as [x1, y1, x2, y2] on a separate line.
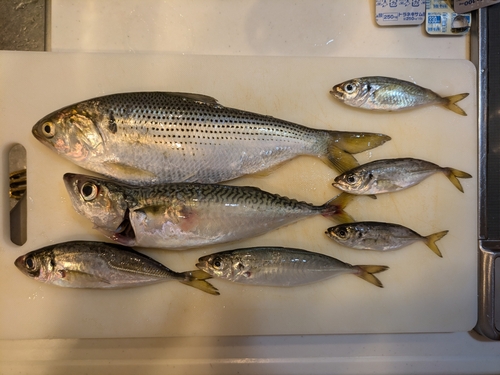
[63, 173, 355, 250]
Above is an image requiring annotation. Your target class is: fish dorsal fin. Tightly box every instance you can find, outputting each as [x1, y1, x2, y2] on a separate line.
[169, 92, 220, 105]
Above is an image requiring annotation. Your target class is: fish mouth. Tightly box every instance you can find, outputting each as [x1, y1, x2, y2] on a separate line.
[32, 125, 41, 140]
[14, 255, 26, 271]
[329, 85, 344, 99]
[331, 180, 351, 193]
[195, 259, 209, 271]
[63, 173, 78, 187]
[331, 180, 342, 189]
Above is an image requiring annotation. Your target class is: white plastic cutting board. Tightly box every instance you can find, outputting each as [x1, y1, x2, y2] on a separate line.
[0, 52, 477, 339]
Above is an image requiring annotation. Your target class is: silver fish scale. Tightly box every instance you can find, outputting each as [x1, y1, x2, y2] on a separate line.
[365, 77, 441, 109]
[53, 243, 176, 279]
[87, 92, 323, 183]
[226, 248, 354, 286]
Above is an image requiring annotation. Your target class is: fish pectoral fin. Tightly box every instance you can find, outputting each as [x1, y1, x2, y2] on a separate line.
[443, 93, 469, 116]
[179, 271, 220, 295]
[134, 205, 197, 232]
[62, 270, 111, 284]
[169, 92, 220, 106]
[103, 161, 157, 181]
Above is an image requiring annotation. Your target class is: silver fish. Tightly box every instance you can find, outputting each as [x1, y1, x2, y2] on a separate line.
[330, 76, 469, 116]
[332, 157, 472, 195]
[196, 247, 388, 288]
[63, 173, 355, 250]
[14, 241, 218, 294]
[32, 92, 391, 185]
[326, 221, 448, 257]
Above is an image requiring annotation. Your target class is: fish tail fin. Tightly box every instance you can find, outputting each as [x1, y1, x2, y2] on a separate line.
[354, 265, 389, 288]
[424, 230, 448, 258]
[444, 168, 472, 193]
[179, 270, 220, 295]
[443, 93, 469, 116]
[321, 193, 355, 223]
[323, 132, 391, 173]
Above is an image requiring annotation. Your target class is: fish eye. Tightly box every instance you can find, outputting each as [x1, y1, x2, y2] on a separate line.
[25, 256, 35, 270]
[344, 83, 356, 94]
[80, 182, 99, 201]
[41, 122, 56, 138]
[346, 174, 358, 184]
[212, 257, 223, 269]
[337, 229, 348, 238]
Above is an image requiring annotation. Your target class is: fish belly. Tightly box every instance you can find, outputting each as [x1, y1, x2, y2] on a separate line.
[233, 251, 352, 286]
[129, 203, 313, 249]
[103, 137, 309, 184]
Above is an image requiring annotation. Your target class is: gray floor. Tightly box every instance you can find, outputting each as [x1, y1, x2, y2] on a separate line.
[0, 0, 46, 51]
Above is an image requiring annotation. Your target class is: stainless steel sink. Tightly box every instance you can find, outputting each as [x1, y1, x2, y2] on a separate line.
[474, 6, 500, 340]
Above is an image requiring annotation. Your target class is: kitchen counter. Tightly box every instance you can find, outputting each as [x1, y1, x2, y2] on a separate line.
[1, 1, 499, 374]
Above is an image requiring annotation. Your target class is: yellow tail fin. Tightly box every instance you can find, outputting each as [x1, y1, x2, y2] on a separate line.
[324, 145, 360, 174]
[179, 270, 220, 295]
[444, 93, 469, 116]
[444, 168, 472, 193]
[323, 132, 391, 174]
[424, 230, 448, 257]
[330, 132, 392, 154]
[355, 265, 389, 288]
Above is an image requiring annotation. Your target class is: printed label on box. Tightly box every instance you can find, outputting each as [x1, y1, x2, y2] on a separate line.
[376, 0, 426, 26]
[454, 0, 500, 13]
[425, 0, 471, 35]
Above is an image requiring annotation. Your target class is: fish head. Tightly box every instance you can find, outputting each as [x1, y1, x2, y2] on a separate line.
[332, 169, 375, 195]
[196, 253, 235, 280]
[63, 173, 129, 233]
[32, 105, 104, 164]
[14, 246, 63, 284]
[330, 78, 371, 107]
[326, 224, 358, 245]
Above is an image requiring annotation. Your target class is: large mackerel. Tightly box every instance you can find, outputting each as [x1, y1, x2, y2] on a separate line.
[63, 173, 355, 250]
[32, 92, 390, 184]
